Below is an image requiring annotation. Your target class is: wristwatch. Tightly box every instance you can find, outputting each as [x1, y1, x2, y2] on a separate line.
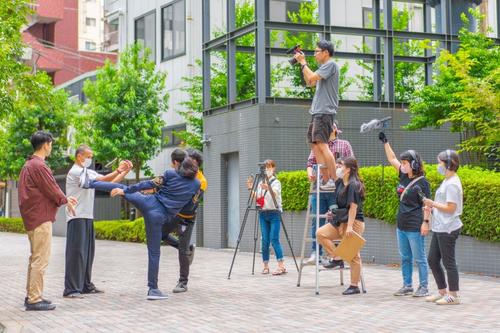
[301, 63, 307, 71]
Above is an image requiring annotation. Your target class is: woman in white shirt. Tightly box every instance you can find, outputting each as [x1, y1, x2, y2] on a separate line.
[423, 150, 463, 305]
[247, 160, 286, 275]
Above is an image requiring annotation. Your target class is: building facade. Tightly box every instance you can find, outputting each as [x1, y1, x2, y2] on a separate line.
[22, 0, 116, 86]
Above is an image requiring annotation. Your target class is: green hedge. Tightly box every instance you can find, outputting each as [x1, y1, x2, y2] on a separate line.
[278, 165, 500, 242]
[93, 218, 146, 243]
[0, 217, 25, 233]
[1, 165, 498, 242]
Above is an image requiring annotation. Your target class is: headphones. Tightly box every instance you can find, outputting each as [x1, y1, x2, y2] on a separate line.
[407, 150, 421, 172]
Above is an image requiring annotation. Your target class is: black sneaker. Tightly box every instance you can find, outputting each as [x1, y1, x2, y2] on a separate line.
[322, 259, 344, 269]
[24, 297, 51, 306]
[188, 245, 196, 266]
[25, 301, 56, 311]
[342, 285, 361, 295]
[172, 282, 188, 293]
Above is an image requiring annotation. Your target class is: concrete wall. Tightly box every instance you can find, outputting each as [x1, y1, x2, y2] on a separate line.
[203, 102, 461, 251]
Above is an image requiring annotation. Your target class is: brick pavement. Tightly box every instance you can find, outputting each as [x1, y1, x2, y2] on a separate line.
[0, 232, 498, 333]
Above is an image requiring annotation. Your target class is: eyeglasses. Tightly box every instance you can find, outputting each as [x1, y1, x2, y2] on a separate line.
[314, 49, 324, 54]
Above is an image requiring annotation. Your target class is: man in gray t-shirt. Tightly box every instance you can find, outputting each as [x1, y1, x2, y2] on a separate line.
[63, 144, 131, 298]
[294, 39, 340, 190]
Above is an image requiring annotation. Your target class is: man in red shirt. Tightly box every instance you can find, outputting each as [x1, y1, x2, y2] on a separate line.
[18, 131, 77, 311]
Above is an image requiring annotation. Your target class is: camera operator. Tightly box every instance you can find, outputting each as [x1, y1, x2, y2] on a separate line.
[379, 132, 431, 298]
[294, 40, 339, 192]
[246, 160, 286, 276]
[305, 121, 354, 265]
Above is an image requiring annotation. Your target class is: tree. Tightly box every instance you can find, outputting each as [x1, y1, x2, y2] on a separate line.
[0, 72, 76, 179]
[407, 9, 499, 166]
[355, 6, 431, 102]
[0, 0, 33, 116]
[82, 43, 168, 182]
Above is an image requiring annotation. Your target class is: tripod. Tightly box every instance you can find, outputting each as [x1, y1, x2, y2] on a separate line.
[228, 164, 299, 279]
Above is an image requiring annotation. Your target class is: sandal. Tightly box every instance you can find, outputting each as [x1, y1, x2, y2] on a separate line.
[272, 267, 287, 276]
[261, 267, 270, 275]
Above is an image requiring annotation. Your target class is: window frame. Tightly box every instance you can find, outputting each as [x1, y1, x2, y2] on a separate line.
[161, 0, 187, 62]
[86, 17, 97, 27]
[134, 9, 157, 62]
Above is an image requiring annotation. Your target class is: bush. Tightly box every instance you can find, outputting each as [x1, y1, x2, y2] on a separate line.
[0, 217, 25, 233]
[94, 218, 146, 243]
[278, 165, 500, 242]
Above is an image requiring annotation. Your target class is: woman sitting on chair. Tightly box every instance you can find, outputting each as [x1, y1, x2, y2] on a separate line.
[316, 156, 366, 295]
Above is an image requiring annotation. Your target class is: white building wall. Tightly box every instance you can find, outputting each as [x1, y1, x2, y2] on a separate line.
[79, 0, 105, 51]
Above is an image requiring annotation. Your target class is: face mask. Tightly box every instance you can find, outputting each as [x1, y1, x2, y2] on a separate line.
[437, 164, 446, 176]
[83, 158, 92, 168]
[336, 168, 344, 179]
[266, 170, 273, 178]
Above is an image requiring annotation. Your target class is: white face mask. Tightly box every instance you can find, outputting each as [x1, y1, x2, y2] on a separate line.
[336, 168, 344, 179]
[83, 158, 92, 168]
[266, 169, 273, 178]
[437, 164, 446, 176]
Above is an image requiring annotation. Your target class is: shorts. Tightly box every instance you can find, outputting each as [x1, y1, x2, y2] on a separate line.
[307, 113, 335, 144]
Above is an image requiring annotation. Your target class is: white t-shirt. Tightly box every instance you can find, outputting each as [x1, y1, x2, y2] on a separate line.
[65, 164, 101, 222]
[431, 175, 463, 233]
[256, 176, 282, 212]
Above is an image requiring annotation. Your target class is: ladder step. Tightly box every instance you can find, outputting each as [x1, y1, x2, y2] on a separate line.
[309, 190, 336, 194]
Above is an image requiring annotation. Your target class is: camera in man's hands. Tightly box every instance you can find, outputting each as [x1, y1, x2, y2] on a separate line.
[286, 44, 302, 65]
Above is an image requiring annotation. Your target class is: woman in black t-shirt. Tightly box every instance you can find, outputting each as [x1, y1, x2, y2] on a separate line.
[316, 156, 366, 295]
[379, 132, 431, 298]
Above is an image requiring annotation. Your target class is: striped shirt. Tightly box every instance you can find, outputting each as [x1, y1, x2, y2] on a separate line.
[306, 138, 354, 168]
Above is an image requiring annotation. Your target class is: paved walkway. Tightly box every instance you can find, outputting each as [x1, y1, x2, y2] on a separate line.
[0, 232, 498, 333]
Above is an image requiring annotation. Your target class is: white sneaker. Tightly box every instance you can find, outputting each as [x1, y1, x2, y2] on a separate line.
[305, 252, 316, 265]
[425, 294, 444, 302]
[320, 179, 336, 192]
[435, 294, 460, 305]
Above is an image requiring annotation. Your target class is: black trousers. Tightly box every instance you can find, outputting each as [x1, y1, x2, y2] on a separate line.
[64, 218, 96, 295]
[427, 229, 461, 292]
[162, 217, 195, 284]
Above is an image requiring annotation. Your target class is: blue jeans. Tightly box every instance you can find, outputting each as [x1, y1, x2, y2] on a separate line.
[90, 181, 175, 289]
[310, 192, 335, 255]
[397, 228, 429, 288]
[259, 210, 283, 262]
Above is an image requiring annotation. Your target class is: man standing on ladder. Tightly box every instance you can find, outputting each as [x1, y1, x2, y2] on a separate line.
[305, 121, 354, 266]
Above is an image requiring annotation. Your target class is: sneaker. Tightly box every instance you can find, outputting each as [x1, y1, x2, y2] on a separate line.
[25, 301, 56, 311]
[147, 288, 168, 300]
[322, 259, 344, 269]
[305, 252, 317, 265]
[413, 286, 429, 297]
[63, 292, 85, 299]
[426, 294, 445, 302]
[172, 282, 188, 293]
[393, 286, 414, 296]
[320, 179, 336, 192]
[342, 285, 361, 295]
[79, 168, 90, 189]
[188, 245, 196, 266]
[435, 294, 460, 305]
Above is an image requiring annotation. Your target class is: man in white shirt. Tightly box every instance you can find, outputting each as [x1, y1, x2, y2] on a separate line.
[63, 144, 131, 298]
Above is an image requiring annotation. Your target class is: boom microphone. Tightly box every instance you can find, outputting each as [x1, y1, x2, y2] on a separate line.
[360, 116, 392, 133]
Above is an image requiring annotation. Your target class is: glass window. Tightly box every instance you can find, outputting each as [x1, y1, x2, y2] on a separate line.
[162, 124, 187, 148]
[85, 41, 97, 51]
[86, 17, 97, 26]
[161, 0, 185, 61]
[135, 12, 156, 62]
